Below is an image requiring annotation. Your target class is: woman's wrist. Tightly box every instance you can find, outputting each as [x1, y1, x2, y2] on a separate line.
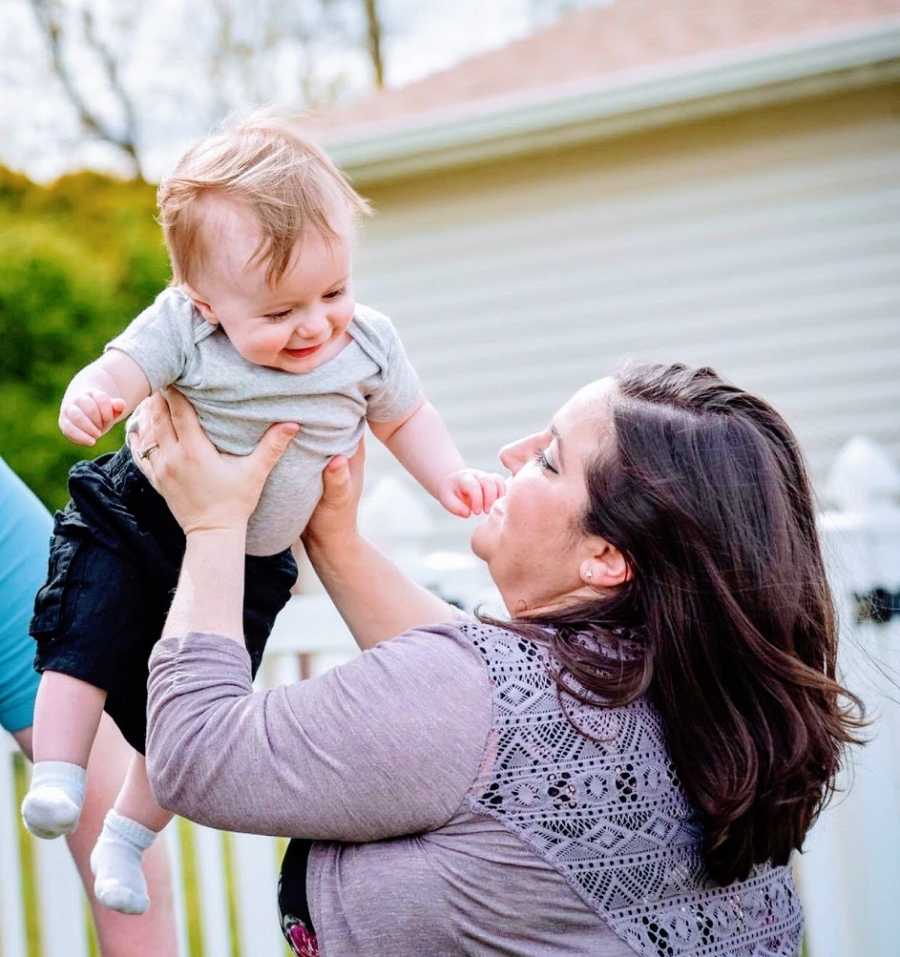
[303, 527, 364, 576]
[184, 525, 248, 551]
[162, 526, 248, 642]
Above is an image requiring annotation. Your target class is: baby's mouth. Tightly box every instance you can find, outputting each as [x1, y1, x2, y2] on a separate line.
[283, 343, 323, 358]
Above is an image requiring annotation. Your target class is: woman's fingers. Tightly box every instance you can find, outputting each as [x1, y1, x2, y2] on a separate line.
[303, 440, 366, 549]
[320, 454, 357, 510]
[143, 392, 179, 450]
[330, 440, 365, 505]
[249, 422, 299, 481]
[321, 455, 350, 503]
[323, 440, 365, 506]
[159, 387, 199, 444]
[346, 438, 366, 485]
[129, 394, 177, 488]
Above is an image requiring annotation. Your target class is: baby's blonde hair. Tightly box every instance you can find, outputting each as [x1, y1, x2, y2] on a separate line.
[158, 109, 371, 287]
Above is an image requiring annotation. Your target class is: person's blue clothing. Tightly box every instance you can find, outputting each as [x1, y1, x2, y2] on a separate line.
[0, 457, 51, 732]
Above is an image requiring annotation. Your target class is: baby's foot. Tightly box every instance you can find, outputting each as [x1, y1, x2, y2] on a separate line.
[91, 810, 156, 915]
[21, 761, 86, 839]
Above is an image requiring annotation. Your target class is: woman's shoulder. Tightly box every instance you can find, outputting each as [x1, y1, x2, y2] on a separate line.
[389, 616, 549, 678]
[369, 615, 495, 683]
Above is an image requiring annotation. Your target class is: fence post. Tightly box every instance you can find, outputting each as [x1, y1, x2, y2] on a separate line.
[0, 738, 27, 957]
[797, 436, 900, 957]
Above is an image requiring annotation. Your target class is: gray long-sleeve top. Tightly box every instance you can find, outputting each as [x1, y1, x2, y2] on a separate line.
[147, 624, 630, 955]
[146, 621, 802, 957]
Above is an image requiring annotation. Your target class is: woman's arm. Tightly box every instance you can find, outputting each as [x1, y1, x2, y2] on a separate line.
[130, 391, 490, 837]
[303, 446, 461, 650]
[146, 625, 490, 838]
[161, 528, 247, 643]
[128, 389, 297, 643]
[132, 388, 460, 650]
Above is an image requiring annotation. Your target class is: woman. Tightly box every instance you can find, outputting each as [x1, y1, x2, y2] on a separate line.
[0, 457, 177, 954]
[134, 363, 861, 956]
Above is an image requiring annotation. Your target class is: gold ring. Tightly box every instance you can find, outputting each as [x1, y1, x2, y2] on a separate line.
[139, 444, 160, 461]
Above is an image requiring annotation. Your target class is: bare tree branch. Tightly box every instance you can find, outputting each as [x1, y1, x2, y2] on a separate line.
[362, 0, 384, 89]
[80, 5, 142, 178]
[26, 0, 143, 179]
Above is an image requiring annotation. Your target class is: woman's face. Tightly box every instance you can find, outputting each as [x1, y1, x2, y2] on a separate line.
[471, 378, 617, 616]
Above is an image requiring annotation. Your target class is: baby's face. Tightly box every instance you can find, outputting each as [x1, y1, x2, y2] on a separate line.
[186, 196, 355, 374]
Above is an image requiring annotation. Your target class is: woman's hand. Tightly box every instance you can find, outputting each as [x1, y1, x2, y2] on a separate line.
[302, 440, 366, 553]
[300, 439, 459, 649]
[128, 389, 298, 535]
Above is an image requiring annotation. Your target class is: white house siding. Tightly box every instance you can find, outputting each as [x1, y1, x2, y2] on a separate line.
[351, 84, 900, 550]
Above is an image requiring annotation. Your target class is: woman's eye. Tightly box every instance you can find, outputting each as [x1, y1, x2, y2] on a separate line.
[323, 287, 346, 301]
[533, 449, 558, 474]
[264, 309, 292, 321]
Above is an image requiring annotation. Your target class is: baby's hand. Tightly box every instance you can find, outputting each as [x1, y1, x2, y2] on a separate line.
[438, 468, 506, 518]
[59, 389, 127, 446]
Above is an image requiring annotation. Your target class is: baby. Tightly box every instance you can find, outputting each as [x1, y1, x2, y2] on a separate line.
[22, 113, 504, 916]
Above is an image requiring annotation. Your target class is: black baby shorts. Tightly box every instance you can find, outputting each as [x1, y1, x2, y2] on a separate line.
[30, 445, 297, 753]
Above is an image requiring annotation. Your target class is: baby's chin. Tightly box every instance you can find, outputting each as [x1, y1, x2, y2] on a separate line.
[256, 349, 329, 374]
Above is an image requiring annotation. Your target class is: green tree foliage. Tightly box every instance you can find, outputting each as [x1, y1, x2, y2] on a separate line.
[0, 165, 168, 509]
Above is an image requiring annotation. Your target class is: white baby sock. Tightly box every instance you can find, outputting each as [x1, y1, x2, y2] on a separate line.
[21, 760, 86, 839]
[91, 810, 156, 915]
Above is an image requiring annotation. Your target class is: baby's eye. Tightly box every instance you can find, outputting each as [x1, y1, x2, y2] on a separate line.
[323, 287, 346, 301]
[264, 309, 293, 322]
[533, 449, 558, 474]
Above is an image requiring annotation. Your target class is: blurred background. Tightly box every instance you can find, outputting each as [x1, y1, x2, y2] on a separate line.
[1, 0, 898, 533]
[1, 1, 899, 956]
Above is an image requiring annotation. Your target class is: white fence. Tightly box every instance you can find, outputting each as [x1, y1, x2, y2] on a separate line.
[2, 440, 899, 957]
[0, 591, 361, 957]
[795, 437, 900, 957]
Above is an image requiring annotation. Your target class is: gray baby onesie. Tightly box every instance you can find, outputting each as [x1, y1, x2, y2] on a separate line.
[106, 287, 421, 555]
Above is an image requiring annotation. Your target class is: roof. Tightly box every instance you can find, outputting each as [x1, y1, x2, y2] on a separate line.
[320, 0, 900, 139]
[315, 0, 900, 184]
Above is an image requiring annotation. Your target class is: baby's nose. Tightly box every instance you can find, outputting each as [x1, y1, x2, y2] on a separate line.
[295, 309, 329, 338]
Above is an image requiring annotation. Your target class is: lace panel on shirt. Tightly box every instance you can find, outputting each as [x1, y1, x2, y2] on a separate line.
[462, 621, 803, 957]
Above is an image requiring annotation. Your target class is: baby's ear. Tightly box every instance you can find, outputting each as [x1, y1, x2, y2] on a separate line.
[182, 284, 218, 325]
[191, 298, 218, 325]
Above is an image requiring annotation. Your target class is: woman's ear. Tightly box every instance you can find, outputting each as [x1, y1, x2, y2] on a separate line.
[580, 539, 631, 589]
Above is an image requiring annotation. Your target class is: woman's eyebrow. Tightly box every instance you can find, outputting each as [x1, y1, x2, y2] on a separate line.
[550, 424, 565, 469]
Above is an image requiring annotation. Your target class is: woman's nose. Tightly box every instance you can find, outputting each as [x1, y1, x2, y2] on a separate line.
[499, 438, 530, 475]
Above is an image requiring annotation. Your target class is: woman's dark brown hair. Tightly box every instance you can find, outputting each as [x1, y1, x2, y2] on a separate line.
[491, 361, 864, 885]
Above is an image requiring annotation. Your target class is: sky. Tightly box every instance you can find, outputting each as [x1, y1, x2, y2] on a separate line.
[1, 0, 602, 182]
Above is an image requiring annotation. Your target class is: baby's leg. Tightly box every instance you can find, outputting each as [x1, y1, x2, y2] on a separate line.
[91, 753, 173, 915]
[21, 670, 106, 838]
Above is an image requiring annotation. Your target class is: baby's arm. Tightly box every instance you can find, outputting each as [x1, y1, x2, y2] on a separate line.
[60, 351, 151, 446]
[369, 400, 505, 517]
